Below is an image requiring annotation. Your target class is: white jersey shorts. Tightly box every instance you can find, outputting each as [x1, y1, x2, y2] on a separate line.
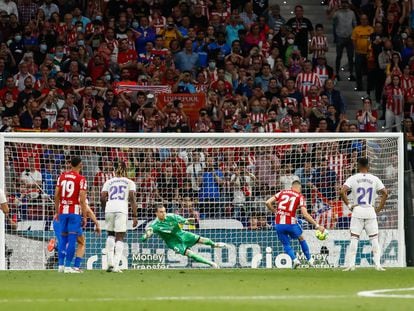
[350, 216, 379, 237]
[105, 212, 127, 233]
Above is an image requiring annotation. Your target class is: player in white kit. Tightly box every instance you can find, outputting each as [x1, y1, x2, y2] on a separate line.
[340, 158, 388, 271]
[101, 161, 137, 273]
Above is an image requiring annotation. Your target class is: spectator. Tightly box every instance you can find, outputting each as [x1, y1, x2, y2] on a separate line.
[321, 79, 345, 116]
[175, 38, 199, 72]
[356, 98, 378, 132]
[198, 157, 224, 217]
[332, 0, 356, 80]
[268, 4, 285, 34]
[20, 157, 42, 200]
[286, 5, 314, 58]
[352, 14, 374, 91]
[384, 75, 404, 132]
[310, 160, 337, 200]
[177, 195, 200, 229]
[157, 165, 180, 212]
[403, 117, 414, 171]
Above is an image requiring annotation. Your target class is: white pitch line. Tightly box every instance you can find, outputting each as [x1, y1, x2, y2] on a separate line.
[358, 287, 414, 299]
[0, 295, 350, 303]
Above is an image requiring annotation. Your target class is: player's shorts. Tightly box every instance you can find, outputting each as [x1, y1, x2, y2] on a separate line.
[350, 217, 379, 237]
[274, 223, 303, 244]
[105, 212, 127, 233]
[167, 232, 200, 255]
[54, 219, 82, 238]
[59, 214, 82, 234]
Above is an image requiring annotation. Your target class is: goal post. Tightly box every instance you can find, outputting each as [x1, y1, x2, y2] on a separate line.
[0, 132, 405, 270]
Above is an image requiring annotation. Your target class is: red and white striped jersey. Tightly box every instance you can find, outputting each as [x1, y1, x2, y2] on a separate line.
[264, 121, 280, 132]
[401, 76, 414, 90]
[326, 153, 348, 186]
[93, 171, 115, 187]
[302, 95, 321, 109]
[310, 36, 328, 59]
[282, 96, 298, 109]
[57, 170, 87, 215]
[274, 189, 305, 225]
[82, 117, 97, 132]
[295, 72, 322, 96]
[314, 65, 330, 86]
[250, 112, 268, 124]
[385, 85, 404, 115]
[328, 0, 341, 12]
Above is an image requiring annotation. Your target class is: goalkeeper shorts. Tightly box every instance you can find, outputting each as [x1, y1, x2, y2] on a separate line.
[168, 232, 200, 255]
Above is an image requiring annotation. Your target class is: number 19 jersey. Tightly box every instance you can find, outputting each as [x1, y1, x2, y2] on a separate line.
[102, 177, 136, 214]
[344, 173, 385, 219]
[274, 189, 306, 225]
[57, 171, 87, 215]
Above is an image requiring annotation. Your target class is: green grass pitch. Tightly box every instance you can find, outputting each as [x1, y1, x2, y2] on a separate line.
[1, 268, 414, 311]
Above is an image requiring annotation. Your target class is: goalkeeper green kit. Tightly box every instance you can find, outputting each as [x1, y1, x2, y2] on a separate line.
[149, 214, 200, 255]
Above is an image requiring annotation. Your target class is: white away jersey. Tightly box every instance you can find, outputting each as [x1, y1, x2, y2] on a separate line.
[344, 173, 385, 219]
[102, 177, 136, 214]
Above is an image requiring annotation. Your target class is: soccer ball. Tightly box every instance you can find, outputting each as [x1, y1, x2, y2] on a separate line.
[315, 229, 329, 241]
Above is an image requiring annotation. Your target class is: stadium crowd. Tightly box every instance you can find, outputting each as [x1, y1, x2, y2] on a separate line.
[0, 0, 410, 230]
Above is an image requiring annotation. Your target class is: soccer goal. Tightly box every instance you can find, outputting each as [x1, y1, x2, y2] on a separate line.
[0, 133, 405, 270]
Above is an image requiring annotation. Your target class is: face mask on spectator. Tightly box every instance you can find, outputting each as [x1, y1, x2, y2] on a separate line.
[15, 35, 21, 41]
[105, 74, 112, 81]
[287, 38, 294, 45]
[95, 15, 103, 21]
[40, 44, 47, 53]
[77, 27, 83, 32]
[56, 51, 64, 58]
[132, 21, 139, 29]
[78, 40, 84, 46]
[209, 61, 216, 69]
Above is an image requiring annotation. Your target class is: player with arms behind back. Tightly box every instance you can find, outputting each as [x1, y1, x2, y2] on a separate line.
[266, 181, 325, 269]
[54, 156, 88, 273]
[340, 158, 388, 271]
[101, 161, 137, 273]
[140, 205, 226, 268]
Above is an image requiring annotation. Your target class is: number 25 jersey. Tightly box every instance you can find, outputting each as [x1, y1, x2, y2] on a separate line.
[102, 177, 136, 214]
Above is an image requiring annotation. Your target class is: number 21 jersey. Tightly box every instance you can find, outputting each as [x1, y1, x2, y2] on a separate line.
[274, 190, 306, 225]
[102, 177, 136, 214]
[344, 173, 385, 219]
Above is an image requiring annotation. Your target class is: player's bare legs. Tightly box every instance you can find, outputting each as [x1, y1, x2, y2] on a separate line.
[198, 237, 227, 248]
[370, 233, 385, 271]
[343, 233, 359, 271]
[185, 249, 219, 268]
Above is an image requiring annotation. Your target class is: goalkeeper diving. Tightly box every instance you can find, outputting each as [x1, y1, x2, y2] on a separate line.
[141, 205, 226, 268]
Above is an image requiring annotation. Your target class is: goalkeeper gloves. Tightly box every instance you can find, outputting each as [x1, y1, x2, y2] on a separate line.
[140, 228, 153, 242]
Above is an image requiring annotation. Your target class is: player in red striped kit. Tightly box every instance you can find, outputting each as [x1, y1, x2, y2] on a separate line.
[266, 181, 325, 268]
[54, 156, 88, 273]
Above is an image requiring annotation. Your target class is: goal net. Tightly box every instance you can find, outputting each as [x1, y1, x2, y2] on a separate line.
[0, 133, 405, 270]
